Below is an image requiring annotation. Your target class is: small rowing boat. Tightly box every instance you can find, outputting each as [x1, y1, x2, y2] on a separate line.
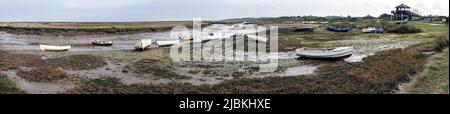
[134, 39, 152, 51]
[246, 34, 268, 42]
[156, 40, 180, 47]
[92, 40, 113, 46]
[295, 46, 354, 59]
[362, 27, 384, 33]
[40, 45, 71, 52]
[326, 26, 351, 32]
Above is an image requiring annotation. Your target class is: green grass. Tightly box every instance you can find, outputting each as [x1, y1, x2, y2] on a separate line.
[404, 48, 449, 94]
[0, 74, 24, 94]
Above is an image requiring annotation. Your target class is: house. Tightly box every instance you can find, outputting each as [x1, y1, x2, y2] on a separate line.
[391, 4, 420, 21]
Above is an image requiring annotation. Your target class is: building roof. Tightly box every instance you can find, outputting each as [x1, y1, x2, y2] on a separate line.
[396, 4, 410, 8]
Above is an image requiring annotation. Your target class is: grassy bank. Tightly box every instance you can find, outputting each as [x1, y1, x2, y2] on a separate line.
[0, 21, 209, 36]
[403, 48, 449, 94]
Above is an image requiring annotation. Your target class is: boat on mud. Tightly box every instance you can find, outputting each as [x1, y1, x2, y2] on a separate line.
[295, 46, 355, 59]
[245, 34, 268, 42]
[134, 39, 152, 51]
[294, 27, 314, 32]
[91, 40, 113, 46]
[326, 26, 351, 32]
[156, 40, 180, 47]
[40, 45, 71, 52]
[362, 27, 384, 33]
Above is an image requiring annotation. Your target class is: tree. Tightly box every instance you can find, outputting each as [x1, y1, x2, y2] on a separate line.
[379, 13, 392, 20]
[362, 15, 376, 19]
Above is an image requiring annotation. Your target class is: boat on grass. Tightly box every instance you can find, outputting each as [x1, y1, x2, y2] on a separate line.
[362, 27, 384, 33]
[326, 26, 351, 32]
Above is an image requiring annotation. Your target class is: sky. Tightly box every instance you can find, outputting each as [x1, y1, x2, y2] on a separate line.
[0, 0, 448, 22]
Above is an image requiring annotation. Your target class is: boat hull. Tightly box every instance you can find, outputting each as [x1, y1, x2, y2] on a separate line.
[156, 40, 180, 47]
[40, 45, 71, 52]
[134, 39, 152, 51]
[296, 47, 354, 59]
[92, 40, 113, 46]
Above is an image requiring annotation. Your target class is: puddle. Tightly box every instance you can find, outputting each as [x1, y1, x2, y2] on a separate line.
[281, 65, 317, 76]
[1, 70, 74, 94]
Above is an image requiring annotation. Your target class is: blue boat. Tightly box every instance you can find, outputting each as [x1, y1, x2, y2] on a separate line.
[326, 26, 351, 32]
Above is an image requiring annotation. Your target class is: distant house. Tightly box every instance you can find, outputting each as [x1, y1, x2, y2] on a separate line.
[391, 4, 420, 21]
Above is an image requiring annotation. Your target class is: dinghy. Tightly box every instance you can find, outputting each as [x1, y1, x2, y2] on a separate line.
[134, 39, 152, 51]
[295, 46, 354, 59]
[156, 40, 180, 47]
[326, 26, 351, 32]
[294, 27, 313, 32]
[246, 34, 268, 42]
[40, 45, 71, 52]
[362, 27, 384, 33]
[92, 40, 113, 46]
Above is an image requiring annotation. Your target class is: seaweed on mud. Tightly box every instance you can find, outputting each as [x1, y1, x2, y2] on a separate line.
[127, 59, 190, 79]
[45, 55, 107, 70]
[17, 67, 68, 83]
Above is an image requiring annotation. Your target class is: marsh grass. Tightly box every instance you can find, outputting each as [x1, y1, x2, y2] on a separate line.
[403, 48, 449, 94]
[0, 74, 24, 94]
[0, 22, 209, 36]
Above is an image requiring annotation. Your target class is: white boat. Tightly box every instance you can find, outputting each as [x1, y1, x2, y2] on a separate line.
[295, 46, 354, 59]
[40, 45, 71, 52]
[362, 27, 384, 33]
[156, 40, 180, 47]
[134, 39, 152, 51]
[178, 34, 192, 40]
[92, 40, 113, 46]
[246, 34, 268, 42]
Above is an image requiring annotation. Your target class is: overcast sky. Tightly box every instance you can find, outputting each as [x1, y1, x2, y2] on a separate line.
[0, 0, 448, 22]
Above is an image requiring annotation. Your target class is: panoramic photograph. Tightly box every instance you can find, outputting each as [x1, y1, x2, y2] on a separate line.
[0, 0, 448, 95]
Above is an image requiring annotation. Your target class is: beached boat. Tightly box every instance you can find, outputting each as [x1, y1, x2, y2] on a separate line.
[295, 46, 354, 59]
[294, 27, 313, 32]
[134, 39, 152, 51]
[91, 40, 113, 46]
[40, 45, 71, 52]
[178, 34, 192, 40]
[156, 40, 180, 47]
[362, 27, 384, 33]
[246, 34, 268, 42]
[326, 26, 351, 32]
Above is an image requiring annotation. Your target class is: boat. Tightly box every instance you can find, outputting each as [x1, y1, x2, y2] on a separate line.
[178, 34, 192, 40]
[326, 26, 351, 32]
[295, 46, 354, 59]
[91, 40, 113, 46]
[134, 39, 152, 51]
[362, 27, 384, 33]
[156, 40, 180, 47]
[40, 45, 71, 52]
[245, 34, 268, 42]
[294, 27, 313, 32]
